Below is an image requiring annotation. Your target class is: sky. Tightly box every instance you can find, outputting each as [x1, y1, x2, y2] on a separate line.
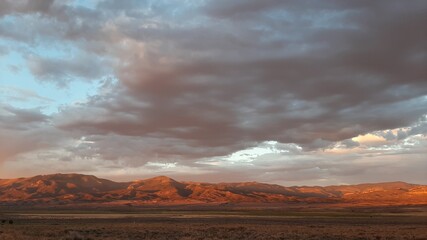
[0, 0, 426, 186]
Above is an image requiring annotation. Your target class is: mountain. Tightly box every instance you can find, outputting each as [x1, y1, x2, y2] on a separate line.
[0, 174, 426, 207]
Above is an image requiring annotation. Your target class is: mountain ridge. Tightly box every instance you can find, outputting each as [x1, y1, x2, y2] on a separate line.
[0, 173, 426, 207]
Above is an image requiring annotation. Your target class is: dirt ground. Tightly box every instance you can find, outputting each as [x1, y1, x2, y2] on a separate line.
[0, 208, 426, 240]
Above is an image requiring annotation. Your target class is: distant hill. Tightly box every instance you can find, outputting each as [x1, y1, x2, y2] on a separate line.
[0, 174, 426, 207]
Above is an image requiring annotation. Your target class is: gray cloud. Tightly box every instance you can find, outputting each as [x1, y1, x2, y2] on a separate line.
[0, 0, 55, 16]
[0, 105, 49, 129]
[27, 54, 110, 86]
[52, 0, 427, 160]
[0, 0, 426, 183]
[0, 105, 65, 163]
[340, 139, 360, 149]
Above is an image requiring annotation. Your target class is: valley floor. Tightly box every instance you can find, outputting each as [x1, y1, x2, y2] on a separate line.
[0, 207, 426, 240]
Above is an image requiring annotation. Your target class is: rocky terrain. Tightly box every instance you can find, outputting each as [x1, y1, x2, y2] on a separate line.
[0, 174, 426, 207]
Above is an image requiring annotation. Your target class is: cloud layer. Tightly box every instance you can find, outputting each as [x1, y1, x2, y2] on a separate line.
[0, 0, 426, 185]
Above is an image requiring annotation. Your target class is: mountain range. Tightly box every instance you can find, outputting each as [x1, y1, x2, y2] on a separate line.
[0, 174, 426, 207]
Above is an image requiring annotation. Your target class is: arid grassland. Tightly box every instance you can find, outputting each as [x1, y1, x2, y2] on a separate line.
[0, 207, 426, 240]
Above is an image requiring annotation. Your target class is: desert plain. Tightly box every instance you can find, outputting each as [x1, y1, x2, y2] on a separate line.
[1, 205, 426, 239]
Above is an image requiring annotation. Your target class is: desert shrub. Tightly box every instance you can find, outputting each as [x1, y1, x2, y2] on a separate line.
[61, 231, 86, 240]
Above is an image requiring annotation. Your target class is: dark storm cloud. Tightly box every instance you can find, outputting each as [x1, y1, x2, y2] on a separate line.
[374, 115, 427, 141]
[51, 0, 427, 161]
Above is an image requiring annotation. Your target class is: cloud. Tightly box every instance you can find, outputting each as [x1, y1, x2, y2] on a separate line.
[0, 86, 52, 103]
[0, 105, 49, 129]
[27, 54, 110, 86]
[340, 139, 360, 149]
[0, 0, 55, 16]
[0, 0, 426, 184]
[0, 105, 65, 163]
